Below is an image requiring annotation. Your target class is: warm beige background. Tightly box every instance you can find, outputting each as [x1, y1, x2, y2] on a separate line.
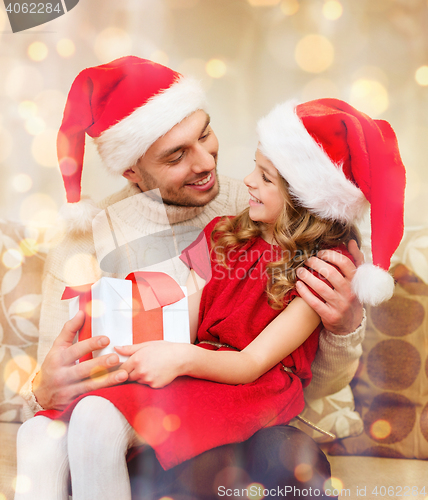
[0, 0, 427, 232]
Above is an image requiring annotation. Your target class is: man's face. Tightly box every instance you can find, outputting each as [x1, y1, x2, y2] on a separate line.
[127, 110, 219, 207]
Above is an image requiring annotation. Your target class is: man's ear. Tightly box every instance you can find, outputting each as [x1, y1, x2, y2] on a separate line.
[122, 166, 142, 183]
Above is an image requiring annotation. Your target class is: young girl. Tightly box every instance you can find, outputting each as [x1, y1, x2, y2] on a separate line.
[15, 98, 405, 499]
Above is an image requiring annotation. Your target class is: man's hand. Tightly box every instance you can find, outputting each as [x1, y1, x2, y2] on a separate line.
[33, 311, 129, 411]
[295, 240, 364, 335]
[116, 341, 190, 389]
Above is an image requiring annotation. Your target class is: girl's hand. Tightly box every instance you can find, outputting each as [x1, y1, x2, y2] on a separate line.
[115, 341, 190, 388]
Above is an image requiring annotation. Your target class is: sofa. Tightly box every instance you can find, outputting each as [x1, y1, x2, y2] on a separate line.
[1, 218, 427, 500]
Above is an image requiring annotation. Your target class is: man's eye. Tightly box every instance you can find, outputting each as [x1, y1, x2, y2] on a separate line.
[169, 152, 185, 164]
[200, 130, 211, 140]
[262, 173, 271, 183]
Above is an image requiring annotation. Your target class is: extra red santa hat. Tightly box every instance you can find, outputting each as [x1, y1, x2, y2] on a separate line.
[57, 56, 207, 232]
[257, 98, 406, 306]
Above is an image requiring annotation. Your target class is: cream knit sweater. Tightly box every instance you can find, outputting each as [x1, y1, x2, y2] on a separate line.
[21, 175, 365, 419]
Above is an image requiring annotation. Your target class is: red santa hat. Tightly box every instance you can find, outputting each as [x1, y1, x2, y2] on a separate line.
[257, 98, 406, 306]
[57, 56, 207, 232]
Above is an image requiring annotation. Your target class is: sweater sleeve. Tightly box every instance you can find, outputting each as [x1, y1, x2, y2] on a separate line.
[301, 244, 365, 400]
[303, 309, 366, 400]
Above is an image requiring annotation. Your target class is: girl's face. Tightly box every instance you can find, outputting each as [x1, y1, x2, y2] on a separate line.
[244, 149, 285, 230]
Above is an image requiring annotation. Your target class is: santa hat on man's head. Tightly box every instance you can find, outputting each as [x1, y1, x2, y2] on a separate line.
[57, 56, 207, 232]
[257, 98, 406, 306]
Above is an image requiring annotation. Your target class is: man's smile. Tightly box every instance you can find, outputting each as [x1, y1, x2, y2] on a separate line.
[186, 172, 216, 191]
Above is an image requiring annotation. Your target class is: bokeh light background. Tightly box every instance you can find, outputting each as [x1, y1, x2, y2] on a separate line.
[0, 0, 428, 231]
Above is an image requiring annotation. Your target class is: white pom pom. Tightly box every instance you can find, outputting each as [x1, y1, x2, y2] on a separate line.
[351, 262, 395, 307]
[59, 198, 101, 233]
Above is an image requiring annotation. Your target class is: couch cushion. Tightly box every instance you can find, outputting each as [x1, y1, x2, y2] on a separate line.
[329, 260, 428, 459]
[0, 421, 20, 499]
[0, 220, 46, 423]
[291, 385, 363, 443]
[303, 225, 428, 447]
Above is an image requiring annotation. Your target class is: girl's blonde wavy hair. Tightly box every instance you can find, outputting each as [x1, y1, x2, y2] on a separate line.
[211, 175, 361, 310]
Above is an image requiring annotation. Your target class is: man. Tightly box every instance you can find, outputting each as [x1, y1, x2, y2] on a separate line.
[20, 57, 365, 499]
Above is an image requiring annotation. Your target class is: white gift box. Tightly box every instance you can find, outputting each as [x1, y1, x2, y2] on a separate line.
[63, 272, 190, 362]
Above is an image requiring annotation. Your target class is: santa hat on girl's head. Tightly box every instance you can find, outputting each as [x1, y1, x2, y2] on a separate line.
[257, 98, 406, 307]
[57, 56, 207, 232]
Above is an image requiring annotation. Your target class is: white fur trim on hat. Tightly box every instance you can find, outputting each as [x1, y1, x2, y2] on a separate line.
[351, 262, 394, 306]
[257, 101, 368, 224]
[95, 77, 207, 175]
[59, 198, 101, 233]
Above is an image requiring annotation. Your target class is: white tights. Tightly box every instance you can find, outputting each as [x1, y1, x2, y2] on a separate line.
[14, 396, 138, 500]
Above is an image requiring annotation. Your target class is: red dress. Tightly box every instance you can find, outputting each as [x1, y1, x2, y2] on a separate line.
[39, 217, 322, 470]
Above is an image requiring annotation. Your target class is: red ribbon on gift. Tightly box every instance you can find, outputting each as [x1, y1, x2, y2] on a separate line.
[126, 272, 185, 343]
[62, 272, 185, 361]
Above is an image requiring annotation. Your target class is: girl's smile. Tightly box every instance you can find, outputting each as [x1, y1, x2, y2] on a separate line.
[249, 192, 263, 204]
